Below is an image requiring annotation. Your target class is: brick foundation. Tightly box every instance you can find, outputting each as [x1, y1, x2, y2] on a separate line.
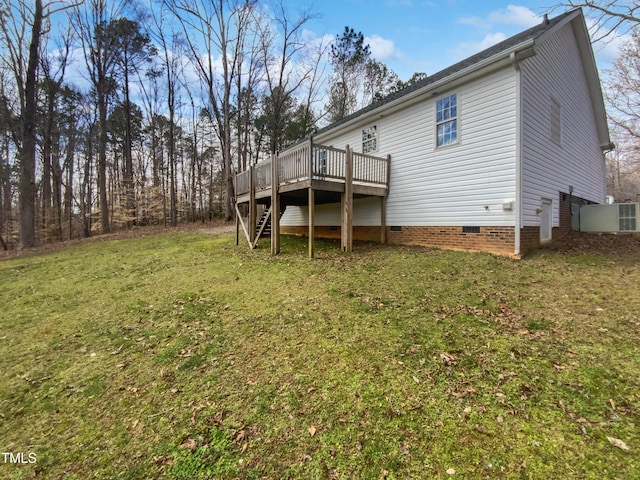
[519, 226, 541, 255]
[283, 224, 516, 256]
[387, 225, 515, 256]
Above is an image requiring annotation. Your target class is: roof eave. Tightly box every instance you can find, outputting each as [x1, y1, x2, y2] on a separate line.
[315, 39, 536, 143]
[573, 15, 611, 148]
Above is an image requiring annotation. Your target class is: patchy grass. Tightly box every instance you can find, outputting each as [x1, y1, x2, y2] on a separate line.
[1, 232, 639, 479]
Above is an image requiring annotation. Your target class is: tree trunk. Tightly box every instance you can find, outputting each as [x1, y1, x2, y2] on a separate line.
[42, 84, 56, 242]
[123, 51, 135, 227]
[97, 90, 110, 233]
[19, 0, 43, 249]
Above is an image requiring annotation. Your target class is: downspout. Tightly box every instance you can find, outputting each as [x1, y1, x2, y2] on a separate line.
[510, 51, 523, 257]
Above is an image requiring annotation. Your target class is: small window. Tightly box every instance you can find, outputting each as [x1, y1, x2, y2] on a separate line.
[551, 97, 562, 146]
[619, 204, 636, 231]
[362, 125, 377, 153]
[436, 94, 458, 147]
[462, 226, 480, 233]
[314, 148, 327, 177]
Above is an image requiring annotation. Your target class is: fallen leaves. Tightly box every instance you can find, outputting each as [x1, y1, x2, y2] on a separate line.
[308, 425, 316, 437]
[607, 437, 630, 452]
[179, 438, 197, 452]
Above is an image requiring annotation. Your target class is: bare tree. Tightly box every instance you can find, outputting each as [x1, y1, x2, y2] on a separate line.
[40, 25, 73, 241]
[167, 0, 256, 221]
[606, 29, 640, 139]
[603, 28, 640, 199]
[0, 0, 79, 248]
[552, 1, 640, 40]
[255, 0, 316, 154]
[148, 1, 185, 226]
[110, 17, 154, 228]
[72, 0, 127, 234]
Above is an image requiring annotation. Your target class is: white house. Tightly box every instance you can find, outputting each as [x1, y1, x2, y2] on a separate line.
[272, 8, 611, 257]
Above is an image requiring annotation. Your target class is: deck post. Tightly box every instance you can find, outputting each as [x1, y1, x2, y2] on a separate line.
[271, 153, 280, 255]
[341, 145, 353, 252]
[249, 165, 257, 248]
[380, 197, 387, 245]
[308, 187, 315, 258]
[381, 154, 390, 245]
[235, 210, 239, 246]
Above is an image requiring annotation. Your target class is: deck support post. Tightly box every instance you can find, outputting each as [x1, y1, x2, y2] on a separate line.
[235, 210, 239, 246]
[270, 153, 280, 255]
[380, 197, 387, 245]
[381, 154, 390, 245]
[341, 145, 353, 252]
[308, 187, 315, 259]
[249, 165, 257, 248]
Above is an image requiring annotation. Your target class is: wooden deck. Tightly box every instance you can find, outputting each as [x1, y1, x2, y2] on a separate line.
[234, 139, 390, 257]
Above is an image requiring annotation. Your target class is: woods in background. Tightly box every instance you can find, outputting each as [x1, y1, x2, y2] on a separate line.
[1, 0, 638, 249]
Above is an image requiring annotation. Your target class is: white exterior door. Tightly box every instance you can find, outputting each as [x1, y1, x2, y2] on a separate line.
[540, 198, 552, 243]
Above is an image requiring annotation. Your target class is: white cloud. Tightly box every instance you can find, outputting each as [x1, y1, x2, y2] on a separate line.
[365, 34, 404, 61]
[459, 5, 540, 30]
[458, 16, 487, 29]
[454, 6, 540, 61]
[454, 32, 507, 59]
[488, 5, 541, 28]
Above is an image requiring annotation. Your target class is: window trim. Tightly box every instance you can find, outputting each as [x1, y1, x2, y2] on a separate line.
[362, 125, 378, 153]
[435, 93, 459, 148]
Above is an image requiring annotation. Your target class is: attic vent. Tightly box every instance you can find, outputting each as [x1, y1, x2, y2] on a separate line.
[462, 226, 480, 234]
[619, 204, 637, 231]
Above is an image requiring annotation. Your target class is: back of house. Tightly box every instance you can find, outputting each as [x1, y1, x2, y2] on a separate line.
[280, 8, 610, 256]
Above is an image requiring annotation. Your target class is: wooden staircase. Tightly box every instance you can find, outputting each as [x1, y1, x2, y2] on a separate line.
[256, 204, 286, 238]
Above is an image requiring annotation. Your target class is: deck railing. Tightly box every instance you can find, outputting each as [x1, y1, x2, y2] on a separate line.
[279, 141, 311, 184]
[235, 140, 389, 196]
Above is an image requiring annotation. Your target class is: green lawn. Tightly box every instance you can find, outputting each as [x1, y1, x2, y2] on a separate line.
[1, 231, 638, 479]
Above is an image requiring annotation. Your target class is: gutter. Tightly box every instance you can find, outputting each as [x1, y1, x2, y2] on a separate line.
[510, 51, 523, 257]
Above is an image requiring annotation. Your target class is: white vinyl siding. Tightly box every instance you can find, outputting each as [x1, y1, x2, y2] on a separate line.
[520, 24, 606, 228]
[282, 67, 518, 228]
[550, 97, 562, 146]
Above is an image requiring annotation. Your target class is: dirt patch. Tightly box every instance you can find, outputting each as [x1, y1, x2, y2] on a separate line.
[540, 230, 640, 259]
[197, 224, 236, 236]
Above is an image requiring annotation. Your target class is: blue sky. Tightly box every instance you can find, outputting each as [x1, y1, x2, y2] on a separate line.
[293, 0, 624, 80]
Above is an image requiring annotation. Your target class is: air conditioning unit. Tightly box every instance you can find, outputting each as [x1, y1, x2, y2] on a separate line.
[580, 203, 639, 233]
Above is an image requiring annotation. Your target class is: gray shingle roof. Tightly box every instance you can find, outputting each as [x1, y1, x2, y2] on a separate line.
[314, 9, 578, 137]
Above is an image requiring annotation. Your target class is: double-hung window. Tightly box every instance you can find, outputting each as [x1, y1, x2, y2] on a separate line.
[362, 125, 377, 153]
[436, 94, 458, 147]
